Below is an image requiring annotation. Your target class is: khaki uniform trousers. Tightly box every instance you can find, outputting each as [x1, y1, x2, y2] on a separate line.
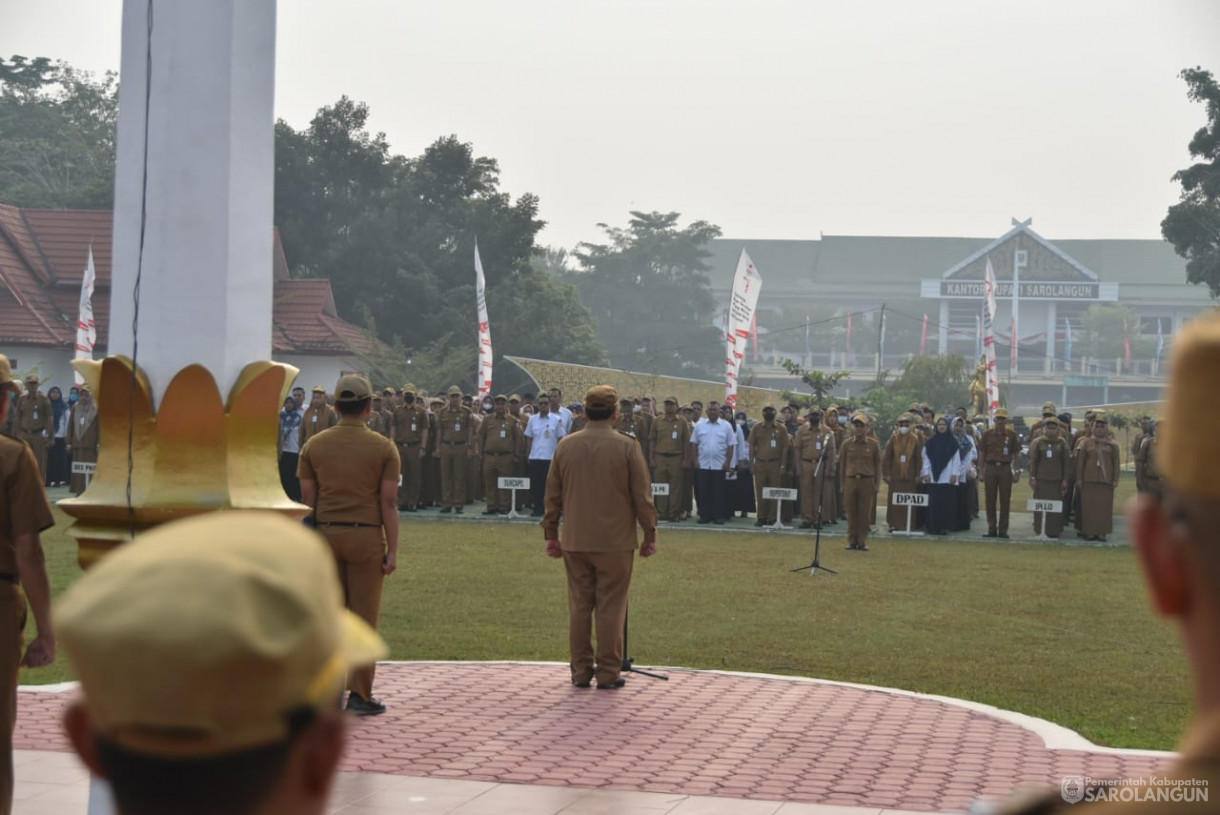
[19, 433, 45, 482]
[440, 448, 469, 508]
[653, 454, 684, 520]
[319, 526, 385, 701]
[752, 460, 782, 523]
[844, 477, 875, 547]
[397, 443, 423, 507]
[983, 463, 1014, 534]
[798, 461, 833, 525]
[0, 583, 25, 815]
[886, 479, 921, 531]
[562, 549, 634, 686]
[482, 453, 514, 512]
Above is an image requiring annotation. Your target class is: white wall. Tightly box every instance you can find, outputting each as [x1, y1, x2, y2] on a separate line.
[0, 346, 76, 393]
[276, 354, 359, 395]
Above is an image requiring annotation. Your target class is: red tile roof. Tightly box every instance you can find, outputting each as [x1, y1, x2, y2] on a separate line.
[0, 204, 368, 356]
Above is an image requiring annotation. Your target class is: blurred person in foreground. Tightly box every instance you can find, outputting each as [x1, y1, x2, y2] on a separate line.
[544, 385, 657, 690]
[994, 311, 1220, 813]
[57, 511, 386, 815]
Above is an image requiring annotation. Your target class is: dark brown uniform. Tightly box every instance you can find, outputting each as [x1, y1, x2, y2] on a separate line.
[14, 392, 51, 480]
[67, 401, 99, 496]
[882, 432, 925, 531]
[391, 403, 428, 509]
[748, 421, 790, 524]
[299, 402, 338, 446]
[478, 413, 520, 513]
[978, 426, 1020, 536]
[436, 405, 474, 510]
[1028, 435, 1070, 537]
[840, 434, 880, 548]
[649, 416, 689, 522]
[793, 424, 837, 526]
[1075, 436, 1121, 538]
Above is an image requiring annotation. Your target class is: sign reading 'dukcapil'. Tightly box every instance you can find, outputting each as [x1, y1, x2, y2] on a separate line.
[498, 477, 530, 490]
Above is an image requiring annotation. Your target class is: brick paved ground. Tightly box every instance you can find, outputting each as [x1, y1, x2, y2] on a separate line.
[16, 663, 1170, 813]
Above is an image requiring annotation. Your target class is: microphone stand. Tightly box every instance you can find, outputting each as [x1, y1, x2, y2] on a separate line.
[621, 605, 668, 681]
[790, 447, 837, 577]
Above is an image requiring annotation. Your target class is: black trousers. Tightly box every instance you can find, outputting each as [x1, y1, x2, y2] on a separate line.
[279, 452, 301, 502]
[529, 459, 551, 514]
[696, 468, 727, 522]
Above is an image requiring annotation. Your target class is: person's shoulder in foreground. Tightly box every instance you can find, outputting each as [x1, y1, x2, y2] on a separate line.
[56, 511, 387, 815]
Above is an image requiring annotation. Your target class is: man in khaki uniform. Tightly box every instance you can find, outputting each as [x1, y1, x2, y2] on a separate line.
[840, 413, 880, 550]
[0, 357, 55, 815]
[366, 396, 387, 435]
[882, 413, 926, 532]
[648, 396, 689, 522]
[794, 409, 837, 529]
[15, 374, 52, 481]
[979, 408, 1021, 538]
[68, 385, 100, 496]
[748, 404, 789, 527]
[1075, 411, 1121, 542]
[477, 395, 520, 514]
[435, 385, 474, 514]
[391, 384, 429, 511]
[422, 396, 442, 507]
[995, 310, 1220, 815]
[1028, 401, 1058, 438]
[544, 385, 657, 689]
[299, 374, 400, 715]
[299, 385, 338, 446]
[614, 396, 647, 443]
[826, 406, 848, 520]
[57, 512, 385, 815]
[1028, 417, 1071, 538]
[1135, 418, 1164, 500]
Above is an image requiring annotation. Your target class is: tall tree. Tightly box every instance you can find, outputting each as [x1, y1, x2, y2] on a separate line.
[570, 211, 723, 377]
[0, 56, 118, 208]
[1162, 67, 1220, 297]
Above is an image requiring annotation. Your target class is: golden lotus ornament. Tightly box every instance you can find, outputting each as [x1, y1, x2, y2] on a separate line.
[60, 356, 308, 569]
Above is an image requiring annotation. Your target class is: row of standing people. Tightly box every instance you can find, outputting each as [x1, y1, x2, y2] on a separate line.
[0, 375, 99, 493]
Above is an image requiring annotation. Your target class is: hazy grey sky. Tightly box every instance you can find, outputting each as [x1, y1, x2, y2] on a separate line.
[8, 0, 1220, 249]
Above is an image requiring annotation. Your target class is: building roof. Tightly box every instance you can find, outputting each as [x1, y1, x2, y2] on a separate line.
[0, 204, 369, 356]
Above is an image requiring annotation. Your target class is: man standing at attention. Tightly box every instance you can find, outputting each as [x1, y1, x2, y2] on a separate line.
[544, 385, 657, 690]
[690, 400, 735, 525]
[391, 384, 428, 512]
[299, 385, 338, 447]
[477, 395, 520, 515]
[435, 385, 474, 514]
[882, 413, 925, 533]
[298, 374, 400, 716]
[840, 413, 881, 550]
[15, 374, 52, 481]
[748, 404, 789, 527]
[648, 396, 689, 523]
[525, 393, 566, 517]
[978, 408, 1020, 539]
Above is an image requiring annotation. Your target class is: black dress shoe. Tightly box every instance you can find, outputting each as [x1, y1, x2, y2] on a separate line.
[858, 544, 869, 551]
[983, 531, 997, 538]
[440, 507, 452, 514]
[596, 678, 627, 690]
[572, 679, 592, 688]
[998, 533, 1010, 539]
[346, 695, 387, 717]
[754, 519, 765, 527]
[405, 506, 417, 512]
[713, 520, 724, 525]
[799, 521, 812, 529]
[482, 509, 497, 515]
[455, 506, 464, 514]
[697, 518, 710, 524]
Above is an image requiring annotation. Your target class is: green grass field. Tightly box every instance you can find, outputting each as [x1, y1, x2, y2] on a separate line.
[28, 505, 1189, 752]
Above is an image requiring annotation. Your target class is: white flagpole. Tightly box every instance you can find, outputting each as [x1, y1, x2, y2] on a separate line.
[474, 242, 493, 396]
[74, 246, 97, 386]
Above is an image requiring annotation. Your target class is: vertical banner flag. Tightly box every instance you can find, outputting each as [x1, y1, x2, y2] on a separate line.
[1064, 318, 1073, 365]
[474, 242, 493, 396]
[724, 249, 762, 408]
[975, 312, 983, 361]
[1155, 318, 1165, 366]
[74, 246, 97, 386]
[846, 312, 854, 367]
[982, 257, 1000, 418]
[919, 313, 928, 356]
[1123, 320, 1133, 370]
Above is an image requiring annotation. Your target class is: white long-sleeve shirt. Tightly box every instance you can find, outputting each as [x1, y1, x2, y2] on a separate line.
[921, 446, 964, 484]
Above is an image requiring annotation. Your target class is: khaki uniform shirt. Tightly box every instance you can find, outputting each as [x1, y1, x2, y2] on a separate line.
[0, 434, 54, 574]
[365, 411, 385, 435]
[979, 428, 1019, 466]
[1076, 437, 1121, 487]
[15, 393, 52, 437]
[391, 405, 428, 445]
[747, 421, 790, 463]
[436, 406, 473, 455]
[650, 416, 690, 457]
[793, 425, 836, 471]
[298, 418, 400, 526]
[477, 414, 520, 455]
[840, 435, 881, 485]
[882, 432, 924, 481]
[299, 404, 338, 446]
[543, 424, 657, 551]
[613, 414, 647, 444]
[1136, 437, 1160, 481]
[1029, 436, 1070, 483]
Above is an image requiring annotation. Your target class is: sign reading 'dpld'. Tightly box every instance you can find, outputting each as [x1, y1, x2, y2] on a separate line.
[651, 483, 670, 496]
[762, 487, 799, 501]
[498, 477, 530, 490]
[71, 461, 97, 475]
[1028, 499, 1063, 513]
[893, 492, 929, 506]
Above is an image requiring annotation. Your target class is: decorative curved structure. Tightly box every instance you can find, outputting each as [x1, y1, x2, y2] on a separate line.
[59, 356, 307, 568]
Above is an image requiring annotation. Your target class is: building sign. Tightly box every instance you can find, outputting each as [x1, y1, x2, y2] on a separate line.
[939, 281, 1100, 300]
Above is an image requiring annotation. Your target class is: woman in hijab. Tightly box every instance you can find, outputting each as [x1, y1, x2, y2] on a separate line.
[921, 417, 963, 535]
[69, 385, 100, 495]
[46, 385, 71, 486]
[951, 417, 977, 531]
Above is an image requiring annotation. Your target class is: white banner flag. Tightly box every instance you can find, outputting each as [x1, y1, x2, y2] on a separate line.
[724, 249, 762, 409]
[982, 256, 1000, 419]
[74, 246, 97, 386]
[474, 242, 493, 396]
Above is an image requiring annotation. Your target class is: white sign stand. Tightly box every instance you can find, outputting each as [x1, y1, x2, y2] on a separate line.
[651, 483, 670, 497]
[891, 492, 928, 536]
[71, 461, 97, 490]
[1027, 499, 1064, 541]
[762, 487, 798, 530]
[498, 477, 530, 518]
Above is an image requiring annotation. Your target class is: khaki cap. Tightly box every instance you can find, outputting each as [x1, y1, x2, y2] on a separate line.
[57, 512, 386, 758]
[311, 385, 326, 394]
[664, 396, 678, 405]
[994, 408, 1011, 419]
[0, 355, 19, 394]
[896, 414, 913, 424]
[585, 385, 618, 412]
[508, 394, 520, 402]
[1043, 417, 1060, 428]
[851, 412, 868, 424]
[334, 374, 373, 404]
[24, 373, 38, 384]
[447, 385, 462, 396]
[494, 394, 507, 402]
[402, 383, 416, 394]
[383, 387, 397, 396]
[1042, 401, 1056, 415]
[1093, 410, 1108, 423]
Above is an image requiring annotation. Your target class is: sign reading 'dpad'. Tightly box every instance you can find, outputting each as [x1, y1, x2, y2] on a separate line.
[651, 483, 670, 496]
[71, 461, 97, 475]
[1028, 499, 1063, 513]
[762, 487, 798, 501]
[498, 477, 530, 490]
[893, 492, 928, 506]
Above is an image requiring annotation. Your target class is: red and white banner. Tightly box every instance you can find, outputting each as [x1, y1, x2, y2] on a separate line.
[983, 257, 1000, 419]
[723, 249, 762, 409]
[474, 243, 493, 396]
[919, 312, 928, 356]
[74, 246, 97, 386]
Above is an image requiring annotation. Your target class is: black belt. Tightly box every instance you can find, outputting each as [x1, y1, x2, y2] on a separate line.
[755, 459, 780, 463]
[485, 451, 512, 455]
[1145, 476, 1161, 481]
[0, 574, 17, 585]
[987, 461, 1011, 466]
[399, 441, 420, 447]
[317, 521, 380, 528]
[444, 441, 467, 445]
[848, 474, 873, 479]
[656, 452, 681, 456]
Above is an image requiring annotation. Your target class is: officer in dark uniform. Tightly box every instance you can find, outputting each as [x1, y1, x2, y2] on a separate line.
[477, 395, 521, 514]
[613, 396, 646, 443]
[978, 408, 1020, 538]
[299, 385, 338, 447]
[15, 374, 52, 481]
[748, 404, 790, 527]
[840, 413, 880, 550]
[435, 385, 474, 513]
[391, 384, 429, 511]
[648, 396, 689, 522]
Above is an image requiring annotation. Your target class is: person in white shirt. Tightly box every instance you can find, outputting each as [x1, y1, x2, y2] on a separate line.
[951, 417, 978, 531]
[690, 401, 735, 525]
[525, 394, 566, 517]
[548, 387, 573, 434]
[921, 417, 964, 535]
